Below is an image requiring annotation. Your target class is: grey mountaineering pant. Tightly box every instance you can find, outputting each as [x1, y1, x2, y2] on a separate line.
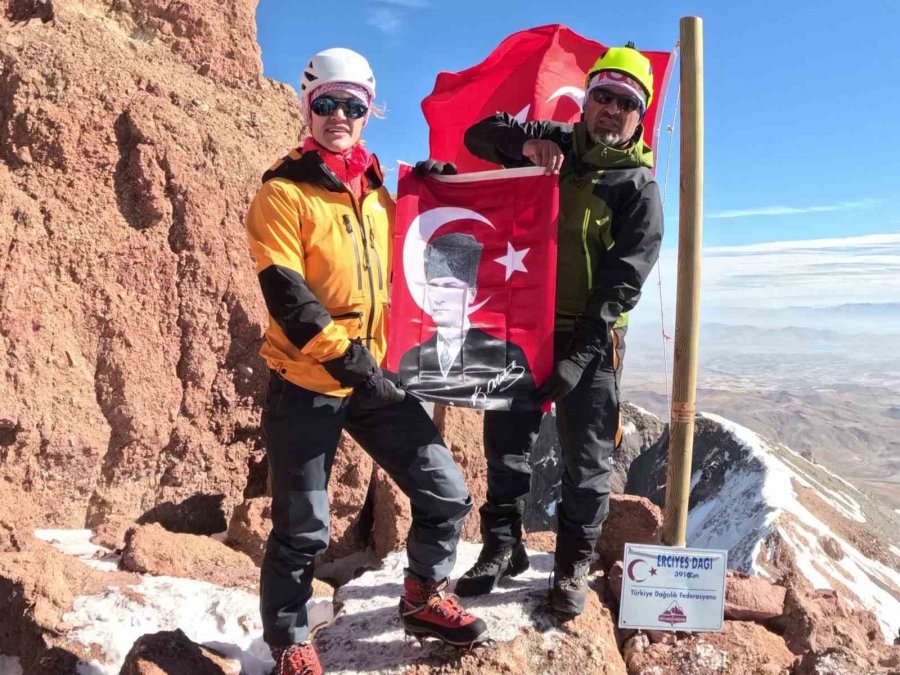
[260, 371, 472, 646]
[480, 328, 626, 575]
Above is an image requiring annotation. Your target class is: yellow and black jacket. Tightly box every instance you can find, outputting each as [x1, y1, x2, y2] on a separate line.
[246, 148, 395, 397]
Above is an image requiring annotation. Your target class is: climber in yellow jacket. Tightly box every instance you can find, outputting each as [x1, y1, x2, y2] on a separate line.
[245, 48, 487, 675]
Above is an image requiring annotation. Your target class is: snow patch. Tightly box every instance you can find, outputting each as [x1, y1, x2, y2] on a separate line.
[33, 529, 120, 572]
[315, 541, 560, 673]
[63, 575, 273, 674]
[689, 470, 702, 492]
[0, 655, 23, 675]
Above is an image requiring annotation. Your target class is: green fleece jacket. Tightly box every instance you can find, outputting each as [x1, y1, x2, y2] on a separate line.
[464, 113, 663, 357]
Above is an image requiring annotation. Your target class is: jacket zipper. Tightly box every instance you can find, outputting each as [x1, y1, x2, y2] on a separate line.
[366, 215, 384, 290]
[318, 159, 377, 350]
[342, 214, 363, 291]
[348, 198, 377, 349]
[582, 209, 593, 289]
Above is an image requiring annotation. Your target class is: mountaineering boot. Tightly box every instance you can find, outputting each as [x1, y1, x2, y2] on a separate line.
[270, 643, 323, 675]
[454, 540, 530, 597]
[399, 574, 489, 646]
[550, 563, 590, 615]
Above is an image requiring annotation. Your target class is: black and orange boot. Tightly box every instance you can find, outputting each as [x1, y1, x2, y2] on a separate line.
[399, 574, 488, 647]
[270, 643, 323, 675]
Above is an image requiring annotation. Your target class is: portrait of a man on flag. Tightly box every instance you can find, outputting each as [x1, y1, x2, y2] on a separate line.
[399, 232, 535, 408]
[386, 165, 559, 410]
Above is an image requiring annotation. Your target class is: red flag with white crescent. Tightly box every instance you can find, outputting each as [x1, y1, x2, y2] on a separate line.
[421, 24, 674, 172]
[387, 165, 558, 410]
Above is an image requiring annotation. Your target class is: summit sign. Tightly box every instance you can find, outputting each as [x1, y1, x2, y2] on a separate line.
[619, 544, 727, 632]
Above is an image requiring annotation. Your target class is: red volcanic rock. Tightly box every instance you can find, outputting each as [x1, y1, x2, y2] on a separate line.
[625, 621, 795, 675]
[121, 523, 258, 587]
[371, 467, 411, 559]
[120, 629, 240, 675]
[0, 0, 298, 533]
[724, 571, 786, 622]
[226, 495, 271, 566]
[0, 536, 139, 672]
[597, 495, 663, 569]
[435, 406, 487, 541]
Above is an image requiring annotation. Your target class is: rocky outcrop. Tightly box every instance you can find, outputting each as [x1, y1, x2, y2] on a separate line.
[119, 629, 241, 675]
[724, 571, 786, 622]
[597, 495, 662, 569]
[623, 621, 795, 675]
[0, 536, 139, 672]
[121, 523, 258, 587]
[773, 570, 899, 670]
[0, 0, 298, 533]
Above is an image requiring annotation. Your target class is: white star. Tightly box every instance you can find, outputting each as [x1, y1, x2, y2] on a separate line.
[494, 242, 530, 281]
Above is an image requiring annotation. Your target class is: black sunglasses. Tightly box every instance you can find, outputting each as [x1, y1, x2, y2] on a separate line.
[310, 95, 369, 120]
[590, 88, 643, 113]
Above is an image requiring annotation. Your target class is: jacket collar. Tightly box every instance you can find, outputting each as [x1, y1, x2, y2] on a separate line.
[570, 122, 654, 171]
[262, 147, 385, 193]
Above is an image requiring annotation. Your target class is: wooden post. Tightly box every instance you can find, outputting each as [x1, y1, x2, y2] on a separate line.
[662, 16, 704, 547]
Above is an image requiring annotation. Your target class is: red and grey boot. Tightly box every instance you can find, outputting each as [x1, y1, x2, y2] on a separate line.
[270, 643, 322, 675]
[399, 574, 488, 647]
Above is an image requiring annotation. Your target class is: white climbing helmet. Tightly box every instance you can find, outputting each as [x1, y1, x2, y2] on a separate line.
[301, 48, 376, 116]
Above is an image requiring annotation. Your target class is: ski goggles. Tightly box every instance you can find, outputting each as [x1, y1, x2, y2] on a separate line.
[589, 88, 644, 114]
[310, 95, 369, 120]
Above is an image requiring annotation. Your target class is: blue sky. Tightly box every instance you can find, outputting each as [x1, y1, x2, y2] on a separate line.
[255, 0, 900, 249]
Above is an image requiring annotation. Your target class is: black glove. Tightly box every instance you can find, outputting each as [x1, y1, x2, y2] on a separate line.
[534, 357, 588, 404]
[534, 322, 609, 404]
[414, 159, 458, 177]
[322, 338, 379, 386]
[355, 372, 406, 409]
[323, 339, 406, 409]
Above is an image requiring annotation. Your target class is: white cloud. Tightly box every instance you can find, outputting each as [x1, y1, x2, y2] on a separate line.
[366, 7, 403, 33]
[630, 233, 900, 334]
[365, 0, 427, 33]
[707, 199, 880, 220]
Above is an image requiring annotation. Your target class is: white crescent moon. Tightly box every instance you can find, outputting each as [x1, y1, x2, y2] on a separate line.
[402, 207, 495, 314]
[547, 86, 585, 108]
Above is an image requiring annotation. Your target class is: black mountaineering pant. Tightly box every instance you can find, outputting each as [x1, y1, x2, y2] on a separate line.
[260, 372, 472, 646]
[480, 328, 625, 574]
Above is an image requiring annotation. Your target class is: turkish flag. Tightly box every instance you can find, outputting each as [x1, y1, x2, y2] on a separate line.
[387, 164, 558, 411]
[422, 24, 674, 172]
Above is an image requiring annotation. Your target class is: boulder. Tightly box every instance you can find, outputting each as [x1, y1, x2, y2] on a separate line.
[724, 571, 786, 621]
[122, 523, 258, 587]
[0, 536, 138, 672]
[774, 571, 891, 667]
[119, 629, 240, 675]
[597, 495, 662, 569]
[624, 620, 794, 675]
[226, 496, 270, 566]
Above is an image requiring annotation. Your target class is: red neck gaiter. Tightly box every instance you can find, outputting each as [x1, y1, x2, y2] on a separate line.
[302, 137, 372, 201]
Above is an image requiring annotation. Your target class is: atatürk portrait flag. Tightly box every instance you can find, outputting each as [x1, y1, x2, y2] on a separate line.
[386, 165, 559, 410]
